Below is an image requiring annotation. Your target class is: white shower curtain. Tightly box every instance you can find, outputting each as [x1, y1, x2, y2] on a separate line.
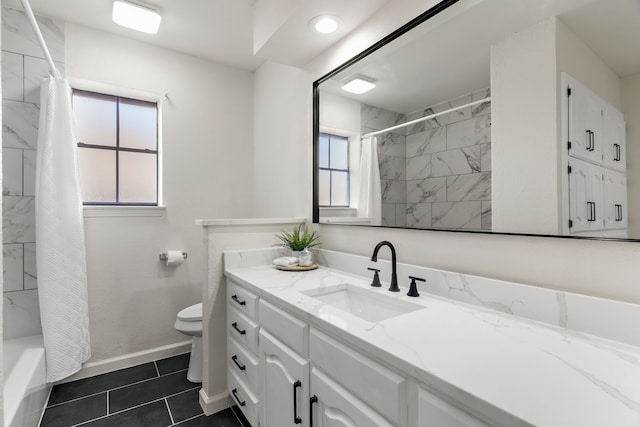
[36, 76, 91, 382]
[357, 136, 382, 225]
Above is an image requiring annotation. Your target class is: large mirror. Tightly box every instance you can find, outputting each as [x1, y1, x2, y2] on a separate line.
[313, 0, 640, 241]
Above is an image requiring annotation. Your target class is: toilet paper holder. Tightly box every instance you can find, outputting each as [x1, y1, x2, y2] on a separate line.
[159, 251, 188, 261]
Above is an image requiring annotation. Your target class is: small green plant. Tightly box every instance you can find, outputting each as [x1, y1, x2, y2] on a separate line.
[276, 223, 320, 251]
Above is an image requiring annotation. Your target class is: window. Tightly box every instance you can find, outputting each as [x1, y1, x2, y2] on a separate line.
[318, 132, 349, 206]
[72, 90, 158, 205]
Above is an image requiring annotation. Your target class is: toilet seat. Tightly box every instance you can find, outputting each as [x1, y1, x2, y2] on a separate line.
[177, 303, 202, 322]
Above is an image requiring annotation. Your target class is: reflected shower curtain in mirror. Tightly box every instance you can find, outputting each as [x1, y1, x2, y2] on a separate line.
[36, 76, 91, 382]
[357, 136, 382, 225]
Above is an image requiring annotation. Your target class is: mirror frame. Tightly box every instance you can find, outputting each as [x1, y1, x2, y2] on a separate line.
[312, 0, 640, 243]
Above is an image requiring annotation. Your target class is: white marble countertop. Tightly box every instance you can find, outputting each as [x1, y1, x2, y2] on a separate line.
[225, 263, 640, 427]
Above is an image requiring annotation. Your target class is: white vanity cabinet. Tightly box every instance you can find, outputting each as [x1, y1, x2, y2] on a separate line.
[258, 299, 310, 427]
[310, 368, 395, 427]
[226, 279, 261, 426]
[415, 387, 489, 427]
[226, 278, 498, 427]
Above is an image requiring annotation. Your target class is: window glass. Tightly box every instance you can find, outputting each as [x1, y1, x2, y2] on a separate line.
[73, 92, 117, 147]
[119, 98, 157, 150]
[319, 133, 329, 168]
[329, 136, 348, 170]
[319, 169, 331, 206]
[72, 89, 159, 205]
[331, 171, 349, 206]
[77, 147, 116, 202]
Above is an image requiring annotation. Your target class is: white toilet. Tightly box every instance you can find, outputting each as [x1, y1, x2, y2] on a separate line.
[174, 303, 203, 383]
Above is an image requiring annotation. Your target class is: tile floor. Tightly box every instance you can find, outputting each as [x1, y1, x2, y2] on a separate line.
[40, 353, 249, 427]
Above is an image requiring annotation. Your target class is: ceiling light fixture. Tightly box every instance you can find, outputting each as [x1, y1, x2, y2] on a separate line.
[309, 15, 342, 34]
[112, 0, 162, 34]
[341, 76, 376, 94]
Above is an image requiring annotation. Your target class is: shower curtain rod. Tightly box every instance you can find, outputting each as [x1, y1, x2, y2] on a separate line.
[362, 96, 491, 139]
[19, 0, 61, 79]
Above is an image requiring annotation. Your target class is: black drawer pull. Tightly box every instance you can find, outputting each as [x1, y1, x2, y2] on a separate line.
[231, 355, 246, 371]
[310, 395, 318, 427]
[293, 380, 302, 424]
[231, 322, 246, 335]
[231, 388, 246, 407]
[232, 294, 246, 306]
[614, 143, 621, 161]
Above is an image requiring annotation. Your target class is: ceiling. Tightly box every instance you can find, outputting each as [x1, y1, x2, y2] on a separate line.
[4, 0, 390, 71]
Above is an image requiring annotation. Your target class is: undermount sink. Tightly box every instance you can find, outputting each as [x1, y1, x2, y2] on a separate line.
[302, 284, 423, 322]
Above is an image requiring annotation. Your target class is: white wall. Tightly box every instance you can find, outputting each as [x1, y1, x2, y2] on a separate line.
[622, 73, 640, 237]
[253, 2, 640, 306]
[253, 61, 310, 218]
[66, 24, 254, 362]
[490, 18, 559, 235]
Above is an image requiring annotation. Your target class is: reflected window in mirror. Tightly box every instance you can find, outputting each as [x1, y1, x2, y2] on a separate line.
[319, 132, 350, 207]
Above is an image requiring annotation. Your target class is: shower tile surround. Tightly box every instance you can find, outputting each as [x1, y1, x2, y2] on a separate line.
[2, 6, 65, 339]
[361, 88, 491, 229]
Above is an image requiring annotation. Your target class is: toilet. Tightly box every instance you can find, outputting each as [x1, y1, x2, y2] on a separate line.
[174, 303, 203, 383]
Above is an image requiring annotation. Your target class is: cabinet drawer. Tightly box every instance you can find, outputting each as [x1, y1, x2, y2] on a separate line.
[259, 299, 308, 356]
[227, 306, 259, 354]
[310, 328, 407, 425]
[228, 337, 259, 393]
[228, 279, 259, 320]
[228, 370, 259, 427]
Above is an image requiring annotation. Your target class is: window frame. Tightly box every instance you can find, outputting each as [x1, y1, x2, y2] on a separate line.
[318, 132, 350, 207]
[69, 80, 163, 207]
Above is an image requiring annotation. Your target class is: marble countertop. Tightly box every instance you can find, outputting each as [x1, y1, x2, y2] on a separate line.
[225, 264, 640, 427]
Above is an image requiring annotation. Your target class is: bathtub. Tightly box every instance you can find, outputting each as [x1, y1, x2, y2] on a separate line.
[3, 335, 51, 427]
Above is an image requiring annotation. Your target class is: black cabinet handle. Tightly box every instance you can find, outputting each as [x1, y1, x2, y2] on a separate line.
[231, 355, 246, 371]
[586, 130, 593, 151]
[587, 201, 596, 222]
[614, 144, 621, 161]
[232, 294, 246, 306]
[231, 322, 246, 335]
[310, 395, 318, 427]
[231, 388, 246, 407]
[615, 204, 623, 222]
[293, 380, 302, 424]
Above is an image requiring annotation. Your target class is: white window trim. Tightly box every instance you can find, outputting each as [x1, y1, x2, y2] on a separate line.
[319, 126, 360, 210]
[83, 205, 166, 218]
[69, 78, 165, 207]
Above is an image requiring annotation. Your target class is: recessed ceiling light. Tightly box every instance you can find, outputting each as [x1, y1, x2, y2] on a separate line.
[341, 76, 376, 94]
[309, 15, 342, 34]
[112, 0, 162, 34]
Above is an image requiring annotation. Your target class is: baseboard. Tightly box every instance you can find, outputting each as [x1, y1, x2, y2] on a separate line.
[199, 388, 232, 416]
[55, 340, 192, 384]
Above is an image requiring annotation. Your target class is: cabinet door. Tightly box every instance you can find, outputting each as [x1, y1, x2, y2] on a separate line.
[260, 329, 310, 427]
[417, 388, 488, 427]
[602, 106, 626, 172]
[309, 368, 394, 427]
[603, 169, 628, 230]
[568, 159, 603, 233]
[568, 79, 603, 164]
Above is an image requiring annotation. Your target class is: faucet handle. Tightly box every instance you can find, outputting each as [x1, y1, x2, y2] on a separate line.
[407, 276, 425, 297]
[367, 267, 382, 287]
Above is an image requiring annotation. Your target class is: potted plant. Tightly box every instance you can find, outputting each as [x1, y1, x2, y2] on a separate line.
[276, 223, 320, 257]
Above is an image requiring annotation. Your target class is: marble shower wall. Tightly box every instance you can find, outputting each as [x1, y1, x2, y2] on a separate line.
[361, 104, 407, 227]
[2, 5, 65, 339]
[405, 88, 491, 230]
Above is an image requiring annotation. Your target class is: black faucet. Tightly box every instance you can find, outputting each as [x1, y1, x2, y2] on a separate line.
[371, 241, 399, 292]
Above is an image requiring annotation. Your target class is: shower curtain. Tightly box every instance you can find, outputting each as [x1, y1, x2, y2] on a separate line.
[357, 136, 382, 225]
[36, 76, 91, 382]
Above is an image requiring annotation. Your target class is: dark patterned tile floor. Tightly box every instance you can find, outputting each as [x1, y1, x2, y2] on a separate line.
[40, 353, 249, 427]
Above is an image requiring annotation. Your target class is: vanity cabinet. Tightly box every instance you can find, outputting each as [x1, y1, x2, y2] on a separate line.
[310, 367, 395, 427]
[226, 280, 261, 426]
[226, 278, 494, 427]
[258, 299, 310, 427]
[568, 158, 603, 233]
[416, 387, 489, 427]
